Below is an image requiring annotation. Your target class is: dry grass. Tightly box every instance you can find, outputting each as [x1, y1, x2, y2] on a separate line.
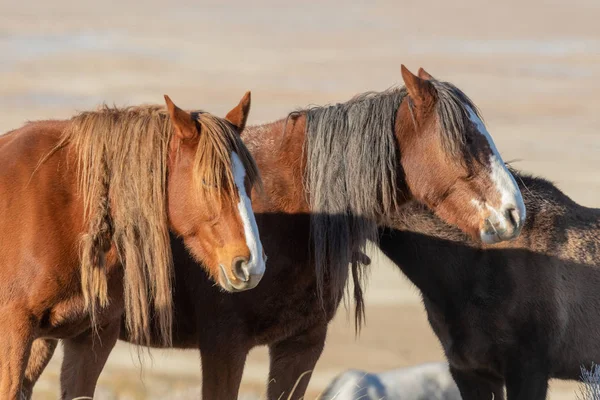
[577, 364, 600, 400]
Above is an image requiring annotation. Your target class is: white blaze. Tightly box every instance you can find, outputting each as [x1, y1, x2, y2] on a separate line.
[231, 152, 265, 276]
[466, 106, 526, 225]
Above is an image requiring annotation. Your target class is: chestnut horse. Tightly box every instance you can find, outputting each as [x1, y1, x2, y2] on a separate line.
[25, 66, 525, 399]
[0, 92, 265, 399]
[378, 171, 600, 400]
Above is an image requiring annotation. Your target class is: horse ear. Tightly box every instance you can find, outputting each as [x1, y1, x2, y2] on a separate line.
[225, 91, 251, 133]
[164, 95, 197, 140]
[417, 67, 434, 81]
[401, 65, 434, 106]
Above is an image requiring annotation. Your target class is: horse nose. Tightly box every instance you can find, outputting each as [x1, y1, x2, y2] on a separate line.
[480, 203, 524, 244]
[232, 256, 250, 282]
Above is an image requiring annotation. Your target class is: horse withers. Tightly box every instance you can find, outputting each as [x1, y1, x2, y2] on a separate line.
[0, 92, 264, 399]
[380, 171, 600, 400]
[27, 66, 526, 399]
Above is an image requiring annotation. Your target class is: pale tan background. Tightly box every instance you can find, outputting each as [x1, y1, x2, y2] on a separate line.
[1, 0, 599, 398]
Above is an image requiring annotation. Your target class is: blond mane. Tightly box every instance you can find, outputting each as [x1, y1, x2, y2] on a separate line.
[55, 104, 259, 346]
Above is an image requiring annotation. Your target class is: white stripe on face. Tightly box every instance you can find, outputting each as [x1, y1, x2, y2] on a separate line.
[466, 107, 526, 223]
[231, 152, 265, 276]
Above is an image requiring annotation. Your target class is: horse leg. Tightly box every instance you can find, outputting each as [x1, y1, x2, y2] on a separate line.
[21, 338, 59, 399]
[267, 324, 327, 400]
[60, 319, 120, 399]
[0, 307, 35, 399]
[504, 358, 548, 400]
[449, 366, 505, 400]
[200, 343, 248, 400]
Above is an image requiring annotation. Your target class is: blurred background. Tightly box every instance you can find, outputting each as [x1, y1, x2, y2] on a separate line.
[1, 0, 599, 398]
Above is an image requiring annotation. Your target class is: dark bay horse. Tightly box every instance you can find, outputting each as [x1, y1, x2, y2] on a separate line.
[26, 67, 526, 399]
[0, 92, 265, 399]
[379, 171, 600, 400]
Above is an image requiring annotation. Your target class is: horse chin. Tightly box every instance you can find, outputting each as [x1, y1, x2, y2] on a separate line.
[480, 231, 503, 245]
[217, 264, 261, 293]
[479, 222, 522, 244]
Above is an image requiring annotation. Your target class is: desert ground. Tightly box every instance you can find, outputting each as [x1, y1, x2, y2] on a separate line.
[1, 0, 599, 398]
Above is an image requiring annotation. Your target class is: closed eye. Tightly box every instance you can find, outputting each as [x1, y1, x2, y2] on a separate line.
[202, 178, 218, 188]
[463, 172, 475, 182]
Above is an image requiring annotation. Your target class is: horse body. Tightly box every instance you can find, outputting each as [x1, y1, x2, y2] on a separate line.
[129, 68, 526, 400]
[25, 67, 527, 399]
[0, 120, 101, 328]
[0, 93, 265, 399]
[0, 120, 122, 398]
[379, 172, 600, 400]
[147, 119, 336, 399]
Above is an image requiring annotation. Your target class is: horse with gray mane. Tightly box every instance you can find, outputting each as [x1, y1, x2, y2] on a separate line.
[322, 362, 461, 400]
[379, 170, 600, 400]
[24, 66, 525, 399]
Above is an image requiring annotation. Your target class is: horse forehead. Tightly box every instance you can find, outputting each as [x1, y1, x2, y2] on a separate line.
[231, 152, 248, 189]
[465, 106, 500, 155]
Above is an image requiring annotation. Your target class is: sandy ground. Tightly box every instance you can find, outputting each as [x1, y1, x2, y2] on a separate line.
[1, 0, 599, 398]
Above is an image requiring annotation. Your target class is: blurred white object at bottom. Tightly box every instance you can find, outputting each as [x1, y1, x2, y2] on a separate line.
[321, 362, 461, 400]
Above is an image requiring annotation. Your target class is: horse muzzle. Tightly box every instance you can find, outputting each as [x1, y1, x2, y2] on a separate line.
[480, 203, 525, 244]
[217, 258, 265, 292]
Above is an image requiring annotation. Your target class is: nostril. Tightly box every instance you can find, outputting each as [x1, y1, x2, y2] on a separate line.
[505, 206, 520, 228]
[483, 217, 494, 232]
[232, 257, 249, 282]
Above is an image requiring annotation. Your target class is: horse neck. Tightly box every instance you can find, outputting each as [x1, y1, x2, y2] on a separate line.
[379, 219, 482, 309]
[380, 173, 537, 299]
[379, 173, 599, 311]
[511, 173, 600, 262]
[243, 116, 310, 214]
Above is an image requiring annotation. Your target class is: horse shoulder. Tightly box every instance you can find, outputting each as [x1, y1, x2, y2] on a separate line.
[0, 120, 82, 308]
